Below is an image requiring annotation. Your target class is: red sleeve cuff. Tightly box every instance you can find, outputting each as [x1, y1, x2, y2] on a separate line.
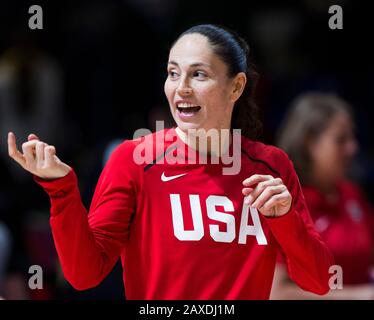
[33, 168, 78, 198]
[263, 206, 298, 233]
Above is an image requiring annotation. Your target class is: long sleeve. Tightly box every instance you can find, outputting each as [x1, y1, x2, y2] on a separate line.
[266, 151, 334, 295]
[33, 141, 139, 290]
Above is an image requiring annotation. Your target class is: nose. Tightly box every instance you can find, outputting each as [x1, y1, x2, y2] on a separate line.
[176, 76, 192, 96]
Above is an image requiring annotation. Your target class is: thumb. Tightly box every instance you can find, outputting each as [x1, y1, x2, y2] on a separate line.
[28, 133, 40, 141]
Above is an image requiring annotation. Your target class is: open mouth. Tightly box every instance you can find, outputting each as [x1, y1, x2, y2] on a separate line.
[176, 103, 201, 116]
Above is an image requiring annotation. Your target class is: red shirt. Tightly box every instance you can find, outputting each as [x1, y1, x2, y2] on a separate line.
[34, 128, 333, 299]
[303, 182, 374, 285]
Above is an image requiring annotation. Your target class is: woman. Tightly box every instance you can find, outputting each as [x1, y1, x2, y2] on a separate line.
[7, 24, 333, 299]
[271, 92, 374, 299]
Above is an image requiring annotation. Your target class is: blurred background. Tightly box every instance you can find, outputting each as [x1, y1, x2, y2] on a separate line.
[0, 0, 373, 299]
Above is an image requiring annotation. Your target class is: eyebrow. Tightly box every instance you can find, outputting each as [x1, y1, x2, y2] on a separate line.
[168, 60, 211, 68]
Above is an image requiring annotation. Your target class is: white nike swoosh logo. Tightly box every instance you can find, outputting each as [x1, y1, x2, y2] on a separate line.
[161, 172, 188, 182]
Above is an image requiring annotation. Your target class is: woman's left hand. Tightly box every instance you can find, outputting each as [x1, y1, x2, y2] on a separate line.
[242, 174, 292, 217]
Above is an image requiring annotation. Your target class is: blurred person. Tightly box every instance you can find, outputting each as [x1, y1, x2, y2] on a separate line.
[7, 24, 333, 299]
[271, 92, 374, 299]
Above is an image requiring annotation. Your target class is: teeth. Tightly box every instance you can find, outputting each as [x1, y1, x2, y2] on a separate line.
[177, 102, 198, 108]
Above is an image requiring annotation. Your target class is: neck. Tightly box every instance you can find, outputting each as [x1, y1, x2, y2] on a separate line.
[310, 171, 337, 195]
[175, 127, 232, 157]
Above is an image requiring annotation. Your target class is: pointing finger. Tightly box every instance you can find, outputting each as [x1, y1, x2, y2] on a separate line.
[7, 132, 26, 167]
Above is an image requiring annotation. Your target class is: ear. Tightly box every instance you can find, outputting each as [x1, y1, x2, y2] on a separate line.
[229, 72, 247, 103]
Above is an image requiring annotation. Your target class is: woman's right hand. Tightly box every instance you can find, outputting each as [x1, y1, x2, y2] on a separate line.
[7, 132, 71, 180]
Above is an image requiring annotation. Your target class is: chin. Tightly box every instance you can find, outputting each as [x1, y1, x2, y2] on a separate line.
[175, 120, 202, 132]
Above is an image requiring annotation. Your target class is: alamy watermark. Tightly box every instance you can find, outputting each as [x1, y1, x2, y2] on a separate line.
[27, 4, 342, 33]
[28, 5, 43, 30]
[28, 265, 43, 290]
[329, 264, 343, 290]
[132, 121, 242, 175]
[328, 5, 343, 30]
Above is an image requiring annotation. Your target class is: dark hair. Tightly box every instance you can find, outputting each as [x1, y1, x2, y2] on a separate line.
[173, 24, 261, 140]
[277, 92, 353, 184]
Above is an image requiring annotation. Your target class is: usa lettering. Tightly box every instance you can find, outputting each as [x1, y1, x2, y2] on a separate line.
[170, 194, 267, 245]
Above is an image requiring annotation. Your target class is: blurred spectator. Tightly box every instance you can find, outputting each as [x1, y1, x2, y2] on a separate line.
[271, 92, 374, 299]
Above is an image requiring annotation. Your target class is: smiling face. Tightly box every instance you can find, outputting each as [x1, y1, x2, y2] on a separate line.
[164, 33, 245, 133]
